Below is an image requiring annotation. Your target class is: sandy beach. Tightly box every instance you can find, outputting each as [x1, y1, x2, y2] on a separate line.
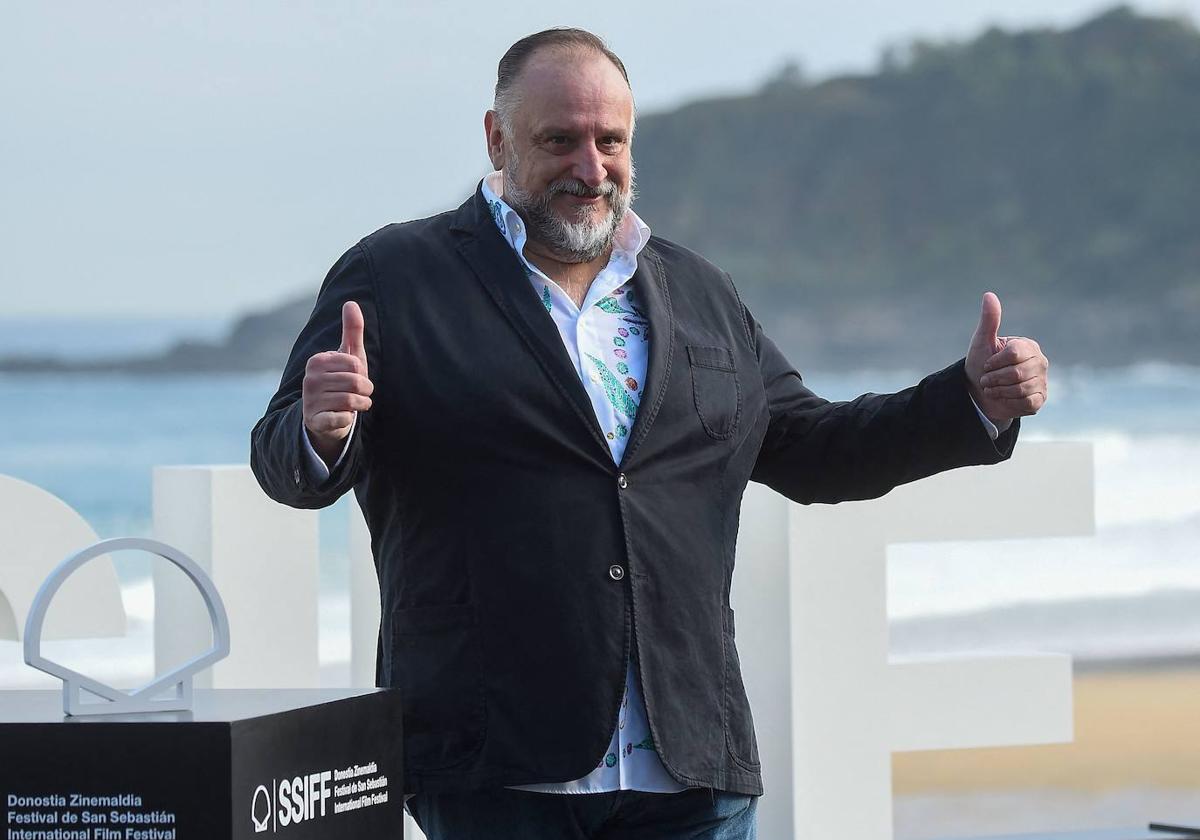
[892, 662, 1200, 838]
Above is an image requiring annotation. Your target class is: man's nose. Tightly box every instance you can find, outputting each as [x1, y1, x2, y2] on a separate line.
[571, 143, 608, 188]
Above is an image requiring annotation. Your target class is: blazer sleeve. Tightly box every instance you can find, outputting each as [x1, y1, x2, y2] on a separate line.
[746, 304, 1019, 505]
[249, 242, 384, 509]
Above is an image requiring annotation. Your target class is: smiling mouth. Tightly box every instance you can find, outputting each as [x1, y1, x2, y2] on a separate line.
[560, 193, 606, 207]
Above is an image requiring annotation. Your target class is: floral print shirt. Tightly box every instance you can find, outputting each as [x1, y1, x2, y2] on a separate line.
[482, 171, 688, 795]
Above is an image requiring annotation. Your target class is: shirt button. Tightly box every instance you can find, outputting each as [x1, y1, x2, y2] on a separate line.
[589, 369, 602, 384]
[293, 467, 301, 486]
[608, 564, 625, 581]
[617, 473, 628, 489]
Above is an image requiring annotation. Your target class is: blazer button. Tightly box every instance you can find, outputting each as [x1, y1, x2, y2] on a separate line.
[608, 564, 625, 581]
[617, 473, 628, 489]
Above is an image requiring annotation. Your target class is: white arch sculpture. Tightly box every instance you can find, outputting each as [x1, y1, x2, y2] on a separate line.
[24, 537, 230, 714]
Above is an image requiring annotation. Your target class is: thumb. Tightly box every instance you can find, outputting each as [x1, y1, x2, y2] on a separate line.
[971, 291, 1003, 355]
[339, 301, 367, 366]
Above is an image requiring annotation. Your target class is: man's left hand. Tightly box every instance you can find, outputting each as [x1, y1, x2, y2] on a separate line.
[964, 291, 1049, 423]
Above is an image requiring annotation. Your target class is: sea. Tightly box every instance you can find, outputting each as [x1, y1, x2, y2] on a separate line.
[1, 317, 1198, 688]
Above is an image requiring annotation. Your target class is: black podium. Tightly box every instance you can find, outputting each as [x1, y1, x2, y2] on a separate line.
[0, 688, 404, 839]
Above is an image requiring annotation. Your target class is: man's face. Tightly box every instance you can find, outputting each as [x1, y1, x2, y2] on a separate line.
[485, 49, 635, 263]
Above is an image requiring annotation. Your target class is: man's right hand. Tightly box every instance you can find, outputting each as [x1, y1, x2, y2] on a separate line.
[303, 301, 374, 467]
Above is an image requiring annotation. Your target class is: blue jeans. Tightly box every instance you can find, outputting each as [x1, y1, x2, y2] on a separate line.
[406, 787, 757, 839]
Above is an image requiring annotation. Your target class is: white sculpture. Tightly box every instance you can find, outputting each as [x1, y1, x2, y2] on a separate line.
[152, 466, 320, 689]
[0, 475, 124, 649]
[341, 441, 1093, 840]
[24, 537, 230, 715]
[735, 441, 1094, 839]
[349, 497, 380, 689]
[1, 436, 1096, 840]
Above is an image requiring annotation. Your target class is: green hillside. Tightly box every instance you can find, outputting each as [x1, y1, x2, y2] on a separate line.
[632, 5, 1200, 368]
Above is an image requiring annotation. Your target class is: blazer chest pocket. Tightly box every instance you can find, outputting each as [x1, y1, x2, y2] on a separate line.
[391, 603, 486, 770]
[688, 345, 741, 440]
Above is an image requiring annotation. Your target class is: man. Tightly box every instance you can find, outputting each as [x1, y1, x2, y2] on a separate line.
[250, 28, 1048, 840]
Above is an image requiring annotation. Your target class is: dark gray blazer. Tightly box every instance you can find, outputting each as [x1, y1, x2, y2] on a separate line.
[250, 185, 1018, 796]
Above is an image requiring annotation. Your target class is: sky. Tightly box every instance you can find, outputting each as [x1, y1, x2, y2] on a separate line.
[2, 0, 1197, 320]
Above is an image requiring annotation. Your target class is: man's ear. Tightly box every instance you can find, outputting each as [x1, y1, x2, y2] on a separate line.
[484, 110, 505, 171]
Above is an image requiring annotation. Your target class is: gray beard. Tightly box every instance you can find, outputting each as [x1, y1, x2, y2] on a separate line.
[503, 165, 634, 264]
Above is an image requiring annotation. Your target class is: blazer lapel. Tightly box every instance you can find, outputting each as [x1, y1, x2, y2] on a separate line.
[620, 243, 675, 466]
[450, 188, 612, 459]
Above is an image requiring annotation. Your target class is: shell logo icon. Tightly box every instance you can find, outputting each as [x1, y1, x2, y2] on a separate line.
[251, 785, 271, 833]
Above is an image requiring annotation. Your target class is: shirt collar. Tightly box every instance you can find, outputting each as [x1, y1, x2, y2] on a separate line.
[480, 170, 651, 263]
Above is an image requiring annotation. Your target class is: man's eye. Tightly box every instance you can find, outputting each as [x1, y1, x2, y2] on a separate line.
[548, 136, 569, 146]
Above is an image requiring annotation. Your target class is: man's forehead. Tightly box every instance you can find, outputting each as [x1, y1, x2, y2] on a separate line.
[515, 48, 633, 126]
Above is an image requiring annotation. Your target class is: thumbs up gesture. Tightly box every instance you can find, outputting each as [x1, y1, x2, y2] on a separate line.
[965, 292, 1049, 424]
[303, 301, 374, 464]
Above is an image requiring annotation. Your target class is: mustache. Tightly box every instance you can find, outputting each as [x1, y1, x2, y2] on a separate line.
[545, 178, 619, 199]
